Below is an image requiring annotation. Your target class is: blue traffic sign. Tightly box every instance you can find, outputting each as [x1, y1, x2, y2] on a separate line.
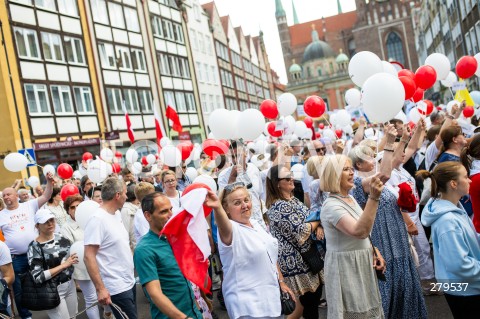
[18, 148, 36, 167]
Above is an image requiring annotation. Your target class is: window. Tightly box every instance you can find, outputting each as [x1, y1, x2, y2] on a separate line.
[179, 58, 190, 78]
[201, 94, 207, 112]
[98, 43, 116, 68]
[204, 64, 209, 83]
[106, 88, 122, 113]
[175, 92, 187, 112]
[124, 7, 140, 32]
[152, 16, 163, 37]
[186, 93, 195, 112]
[64, 36, 85, 64]
[58, 0, 78, 16]
[159, 53, 170, 75]
[91, 0, 108, 24]
[215, 41, 229, 62]
[211, 66, 217, 84]
[190, 29, 198, 50]
[41, 32, 64, 62]
[199, 34, 205, 53]
[14, 27, 40, 59]
[164, 91, 175, 107]
[51, 85, 73, 114]
[216, 95, 222, 109]
[138, 90, 153, 113]
[386, 32, 405, 66]
[161, 19, 174, 41]
[74, 86, 94, 113]
[205, 35, 212, 55]
[235, 76, 246, 92]
[35, 0, 55, 10]
[124, 89, 139, 113]
[220, 69, 233, 88]
[226, 97, 237, 110]
[209, 94, 214, 112]
[196, 62, 203, 81]
[231, 52, 241, 68]
[239, 100, 248, 111]
[193, 4, 201, 21]
[116, 46, 132, 70]
[173, 24, 184, 43]
[108, 2, 125, 29]
[25, 84, 50, 114]
[132, 49, 146, 72]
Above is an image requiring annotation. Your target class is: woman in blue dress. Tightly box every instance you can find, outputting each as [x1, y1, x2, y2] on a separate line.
[349, 125, 427, 319]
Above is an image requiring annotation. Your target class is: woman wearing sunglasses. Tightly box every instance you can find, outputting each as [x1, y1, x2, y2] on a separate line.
[265, 165, 323, 319]
[203, 182, 294, 319]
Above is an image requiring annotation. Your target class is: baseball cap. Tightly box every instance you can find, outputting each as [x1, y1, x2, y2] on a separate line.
[34, 209, 55, 224]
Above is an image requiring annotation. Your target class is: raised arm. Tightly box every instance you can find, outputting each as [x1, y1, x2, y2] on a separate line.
[434, 101, 465, 149]
[404, 118, 425, 161]
[352, 117, 367, 148]
[37, 172, 54, 208]
[378, 124, 397, 182]
[204, 190, 233, 246]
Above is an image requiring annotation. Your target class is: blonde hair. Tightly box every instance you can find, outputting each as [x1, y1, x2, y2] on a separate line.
[306, 156, 323, 179]
[349, 146, 374, 170]
[161, 170, 176, 182]
[134, 182, 155, 202]
[358, 139, 377, 152]
[319, 154, 351, 193]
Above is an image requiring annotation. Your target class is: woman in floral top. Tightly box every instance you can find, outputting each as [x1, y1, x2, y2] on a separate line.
[27, 209, 78, 319]
[266, 164, 323, 319]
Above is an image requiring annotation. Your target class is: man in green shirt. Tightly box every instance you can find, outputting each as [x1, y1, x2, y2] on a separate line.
[134, 193, 202, 319]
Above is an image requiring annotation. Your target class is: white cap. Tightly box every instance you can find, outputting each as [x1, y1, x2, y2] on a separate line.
[34, 209, 55, 224]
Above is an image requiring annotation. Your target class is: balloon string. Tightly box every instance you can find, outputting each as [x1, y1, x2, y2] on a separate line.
[319, 115, 338, 141]
[36, 164, 44, 169]
[449, 88, 455, 99]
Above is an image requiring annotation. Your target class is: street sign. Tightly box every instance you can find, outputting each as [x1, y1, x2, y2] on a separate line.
[18, 148, 36, 167]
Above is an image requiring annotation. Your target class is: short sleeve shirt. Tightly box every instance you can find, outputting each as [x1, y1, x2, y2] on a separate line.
[134, 230, 201, 319]
[0, 200, 39, 254]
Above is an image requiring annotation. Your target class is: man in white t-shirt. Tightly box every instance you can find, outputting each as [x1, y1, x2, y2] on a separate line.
[0, 241, 14, 316]
[0, 173, 54, 319]
[84, 177, 137, 319]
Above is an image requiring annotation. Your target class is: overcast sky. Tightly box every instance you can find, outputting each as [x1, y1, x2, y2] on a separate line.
[199, 0, 357, 84]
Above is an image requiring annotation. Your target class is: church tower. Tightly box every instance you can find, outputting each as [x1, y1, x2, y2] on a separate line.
[275, 0, 292, 80]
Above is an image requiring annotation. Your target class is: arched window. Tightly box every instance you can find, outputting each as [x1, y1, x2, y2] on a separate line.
[386, 32, 405, 65]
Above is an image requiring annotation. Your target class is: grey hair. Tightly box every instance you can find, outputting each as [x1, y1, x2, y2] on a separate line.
[101, 177, 125, 201]
[348, 146, 375, 170]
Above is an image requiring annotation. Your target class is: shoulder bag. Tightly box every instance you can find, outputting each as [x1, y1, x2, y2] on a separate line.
[20, 244, 61, 311]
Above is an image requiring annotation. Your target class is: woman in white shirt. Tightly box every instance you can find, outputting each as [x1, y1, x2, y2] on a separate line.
[204, 182, 294, 319]
[162, 170, 182, 213]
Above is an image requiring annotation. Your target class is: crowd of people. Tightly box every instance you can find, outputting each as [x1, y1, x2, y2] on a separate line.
[1, 100, 480, 319]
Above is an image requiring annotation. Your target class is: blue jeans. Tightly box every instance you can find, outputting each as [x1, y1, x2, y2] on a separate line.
[111, 285, 137, 319]
[12, 254, 32, 319]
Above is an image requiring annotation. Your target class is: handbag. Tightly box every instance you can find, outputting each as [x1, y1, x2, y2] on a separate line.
[280, 288, 296, 315]
[299, 243, 324, 274]
[20, 245, 61, 311]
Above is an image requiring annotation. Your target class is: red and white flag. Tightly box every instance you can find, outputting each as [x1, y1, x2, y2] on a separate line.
[165, 96, 183, 133]
[122, 101, 135, 144]
[161, 183, 212, 293]
[153, 105, 166, 148]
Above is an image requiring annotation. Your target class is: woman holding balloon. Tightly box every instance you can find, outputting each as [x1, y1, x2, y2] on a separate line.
[44, 187, 69, 229]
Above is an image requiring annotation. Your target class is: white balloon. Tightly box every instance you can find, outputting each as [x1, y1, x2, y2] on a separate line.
[43, 164, 56, 176]
[470, 91, 480, 106]
[193, 174, 217, 192]
[330, 113, 338, 126]
[3, 153, 29, 172]
[229, 110, 242, 139]
[382, 61, 397, 76]
[284, 116, 296, 135]
[291, 164, 304, 180]
[125, 149, 139, 164]
[345, 88, 361, 107]
[425, 53, 450, 80]
[146, 154, 156, 165]
[475, 53, 480, 77]
[323, 129, 336, 140]
[278, 93, 297, 116]
[335, 110, 351, 127]
[87, 159, 110, 184]
[238, 109, 266, 141]
[361, 73, 405, 123]
[408, 108, 422, 124]
[160, 137, 172, 147]
[440, 71, 457, 88]
[73, 170, 82, 180]
[348, 51, 383, 87]
[78, 165, 87, 177]
[131, 162, 142, 174]
[294, 121, 308, 137]
[185, 167, 198, 181]
[208, 108, 233, 140]
[76, 200, 99, 230]
[192, 146, 203, 161]
[70, 241, 86, 271]
[160, 145, 182, 167]
[100, 148, 114, 163]
[447, 100, 459, 114]
[394, 111, 408, 123]
[302, 130, 313, 139]
[343, 125, 354, 135]
[27, 176, 40, 188]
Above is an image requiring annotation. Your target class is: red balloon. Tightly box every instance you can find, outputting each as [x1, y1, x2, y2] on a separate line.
[463, 107, 475, 118]
[114, 151, 122, 158]
[177, 142, 192, 161]
[398, 76, 416, 100]
[315, 132, 321, 139]
[304, 96, 326, 118]
[418, 100, 434, 116]
[112, 163, 121, 173]
[141, 156, 148, 166]
[60, 184, 79, 202]
[57, 163, 73, 179]
[398, 69, 415, 79]
[304, 117, 313, 128]
[318, 123, 325, 130]
[335, 129, 343, 138]
[82, 152, 93, 162]
[218, 140, 230, 149]
[412, 88, 424, 103]
[260, 99, 279, 119]
[202, 139, 228, 158]
[456, 56, 478, 79]
[267, 122, 283, 137]
[414, 65, 437, 90]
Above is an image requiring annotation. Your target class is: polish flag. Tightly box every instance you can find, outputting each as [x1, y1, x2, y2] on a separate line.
[122, 101, 135, 144]
[165, 97, 183, 133]
[161, 183, 212, 293]
[154, 105, 167, 147]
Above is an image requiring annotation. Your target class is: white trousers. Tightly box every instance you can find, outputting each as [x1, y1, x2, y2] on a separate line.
[77, 279, 100, 319]
[47, 278, 78, 319]
[412, 218, 435, 280]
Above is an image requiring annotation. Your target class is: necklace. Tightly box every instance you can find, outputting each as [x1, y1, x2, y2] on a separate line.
[331, 192, 350, 198]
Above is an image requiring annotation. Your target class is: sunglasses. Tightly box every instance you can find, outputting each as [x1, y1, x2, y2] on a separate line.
[69, 205, 79, 210]
[224, 181, 246, 193]
[279, 175, 294, 182]
[316, 147, 326, 153]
